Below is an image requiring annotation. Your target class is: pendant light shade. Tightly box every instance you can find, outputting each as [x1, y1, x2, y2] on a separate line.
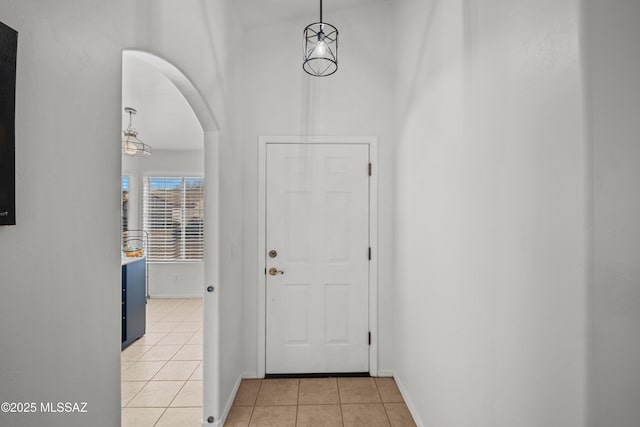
[122, 107, 151, 156]
[303, 0, 338, 77]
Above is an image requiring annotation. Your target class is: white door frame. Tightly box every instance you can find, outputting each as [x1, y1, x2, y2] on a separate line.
[122, 50, 221, 426]
[257, 136, 378, 378]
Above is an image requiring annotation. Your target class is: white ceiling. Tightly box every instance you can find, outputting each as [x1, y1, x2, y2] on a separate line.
[120, 0, 390, 152]
[122, 55, 203, 151]
[233, 0, 390, 28]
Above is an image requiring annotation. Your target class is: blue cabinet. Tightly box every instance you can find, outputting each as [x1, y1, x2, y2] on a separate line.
[122, 258, 146, 349]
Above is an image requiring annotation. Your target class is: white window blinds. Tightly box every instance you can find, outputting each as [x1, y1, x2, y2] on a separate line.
[143, 177, 204, 262]
[122, 176, 129, 234]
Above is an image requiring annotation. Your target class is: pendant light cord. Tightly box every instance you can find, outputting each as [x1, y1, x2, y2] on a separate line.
[320, 0, 323, 23]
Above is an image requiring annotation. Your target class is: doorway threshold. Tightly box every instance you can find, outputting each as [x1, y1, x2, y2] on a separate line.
[265, 372, 370, 379]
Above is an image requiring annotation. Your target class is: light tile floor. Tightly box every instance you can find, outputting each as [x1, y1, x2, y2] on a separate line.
[224, 377, 417, 427]
[122, 298, 203, 427]
[122, 299, 417, 427]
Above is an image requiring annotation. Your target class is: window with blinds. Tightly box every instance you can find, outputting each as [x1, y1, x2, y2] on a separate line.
[143, 177, 205, 262]
[122, 176, 129, 234]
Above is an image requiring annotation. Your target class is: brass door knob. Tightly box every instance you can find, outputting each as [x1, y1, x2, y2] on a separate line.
[268, 267, 284, 276]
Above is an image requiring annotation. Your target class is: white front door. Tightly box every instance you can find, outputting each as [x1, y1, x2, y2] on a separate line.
[265, 143, 370, 374]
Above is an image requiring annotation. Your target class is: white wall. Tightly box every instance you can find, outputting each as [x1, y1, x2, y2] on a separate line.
[393, 0, 586, 426]
[0, 1, 132, 426]
[122, 55, 204, 151]
[131, 1, 246, 422]
[123, 149, 205, 298]
[582, 1, 640, 426]
[0, 0, 244, 423]
[147, 263, 204, 298]
[238, 1, 395, 377]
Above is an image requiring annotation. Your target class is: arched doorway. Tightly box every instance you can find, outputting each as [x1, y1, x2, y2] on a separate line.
[120, 49, 220, 425]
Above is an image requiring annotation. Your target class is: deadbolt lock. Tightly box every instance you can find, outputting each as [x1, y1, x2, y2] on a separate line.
[268, 267, 284, 276]
[268, 250, 278, 258]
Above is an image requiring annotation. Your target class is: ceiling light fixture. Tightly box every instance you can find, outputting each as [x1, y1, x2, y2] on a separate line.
[122, 107, 151, 156]
[303, 0, 338, 77]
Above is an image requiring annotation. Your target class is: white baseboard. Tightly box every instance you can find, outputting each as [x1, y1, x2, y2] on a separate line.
[206, 419, 222, 427]
[377, 369, 393, 377]
[148, 294, 203, 299]
[215, 374, 242, 427]
[214, 373, 261, 426]
[393, 372, 425, 427]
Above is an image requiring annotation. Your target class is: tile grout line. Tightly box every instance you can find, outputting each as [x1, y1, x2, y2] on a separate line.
[246, 405, 255, 427]
[375, 378, 394, 427]
[142, 359, 170, 382]
[338, 378, 345, 427]
[121, 298, 203, 425]
[122, 379, 150, 408]
[247, 379, 264, 426]
[152, 407, 170, 427]
[158, 319, 198, 409]
[295, 379, 301, 426]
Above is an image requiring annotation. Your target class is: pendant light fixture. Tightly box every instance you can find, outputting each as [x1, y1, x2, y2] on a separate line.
[303, 0, 338, 77]
[122, 107, 151, 156]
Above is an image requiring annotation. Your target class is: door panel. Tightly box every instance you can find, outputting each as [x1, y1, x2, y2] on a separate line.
[265, 143, 370, 374]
